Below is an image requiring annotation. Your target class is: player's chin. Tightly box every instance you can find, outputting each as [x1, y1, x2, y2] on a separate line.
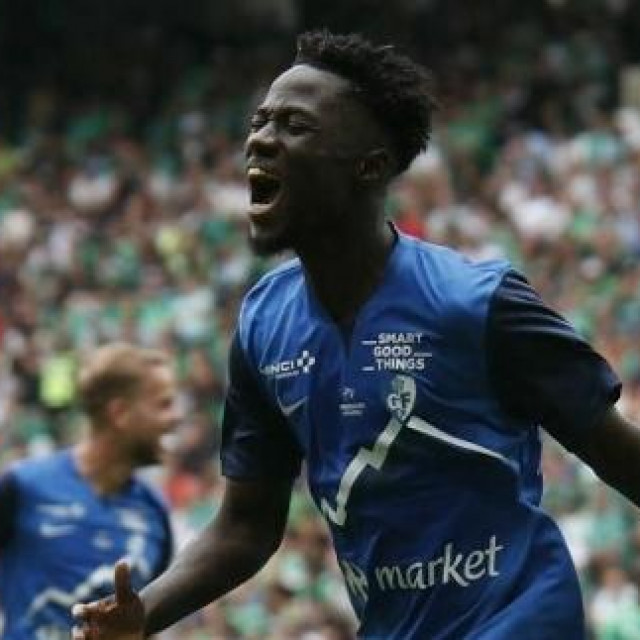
[133, 442, 164, 467]
[248, 221, 293, 257]
[136, 452, 161, 468]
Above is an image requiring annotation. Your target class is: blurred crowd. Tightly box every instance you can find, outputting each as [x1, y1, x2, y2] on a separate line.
[1, 2, 640, 638]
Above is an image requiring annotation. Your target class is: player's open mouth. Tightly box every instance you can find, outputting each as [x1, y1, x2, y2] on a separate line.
[248, 167, 282, 215]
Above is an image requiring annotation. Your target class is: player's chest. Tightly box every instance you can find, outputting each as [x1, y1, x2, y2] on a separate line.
[23, 491, 164, 561]
[257, 319, 442, 447]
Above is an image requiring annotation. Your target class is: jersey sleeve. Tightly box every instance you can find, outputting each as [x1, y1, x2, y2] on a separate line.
[139, 482, 174, 577]
[220, 331, 303, 480]
[0, 470, 19, 548]
[487, 270, 621, 449]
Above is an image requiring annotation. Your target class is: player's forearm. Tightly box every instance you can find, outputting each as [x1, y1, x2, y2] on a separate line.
[573, 407, 640, 506]
[590, 430, 640, 506]
[139, 517, 281, 636]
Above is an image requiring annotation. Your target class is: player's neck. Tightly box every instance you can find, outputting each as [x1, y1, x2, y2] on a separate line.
[73, 437, 134, 496]
[299, 217, 396, 326]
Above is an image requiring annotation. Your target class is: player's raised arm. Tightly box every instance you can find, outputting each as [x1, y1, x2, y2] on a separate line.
[485, 269, 640, 506]
[73, 476, 293, 638]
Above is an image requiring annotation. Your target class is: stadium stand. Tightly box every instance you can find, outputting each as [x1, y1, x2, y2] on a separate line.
[1, 1, 639, 637]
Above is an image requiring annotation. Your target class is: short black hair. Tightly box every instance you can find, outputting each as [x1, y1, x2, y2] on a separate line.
[294, 30, 436, 174]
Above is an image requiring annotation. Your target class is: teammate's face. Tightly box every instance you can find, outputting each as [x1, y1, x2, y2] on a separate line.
[245, 64, 375, 255]
[121, 365, 180, 465]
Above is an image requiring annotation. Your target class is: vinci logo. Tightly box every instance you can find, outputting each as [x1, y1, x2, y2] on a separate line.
[261, 350, 317, 379]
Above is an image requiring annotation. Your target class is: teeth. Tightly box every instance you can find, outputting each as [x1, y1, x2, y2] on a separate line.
[248, 167, 276, 179]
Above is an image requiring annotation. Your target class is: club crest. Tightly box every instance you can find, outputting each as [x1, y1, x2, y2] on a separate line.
[386, 375, 416, 422]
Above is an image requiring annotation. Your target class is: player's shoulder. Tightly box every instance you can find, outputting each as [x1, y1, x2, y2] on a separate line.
[402, 232, 510, 281]
[401, 233, 510, 297]
[238, 257, 304, 331]
[7, 449, 71, 485]
[128, 474, 173, 544]
[244, 256, 303, 303]
[398, 233, 514, 333]
[130, 473, 171, 515]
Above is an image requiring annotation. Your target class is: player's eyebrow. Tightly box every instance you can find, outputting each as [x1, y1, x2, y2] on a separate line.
[253, 105, 319, 123]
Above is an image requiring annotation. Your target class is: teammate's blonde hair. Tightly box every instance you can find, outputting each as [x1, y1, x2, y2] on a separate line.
[77, 342, 170, 422]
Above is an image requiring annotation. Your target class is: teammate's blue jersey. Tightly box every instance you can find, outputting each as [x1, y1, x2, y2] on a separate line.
[0, 450, 172, 640]
[221, 230, 620, 639]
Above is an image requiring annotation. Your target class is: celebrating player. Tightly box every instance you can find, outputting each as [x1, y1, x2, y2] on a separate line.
[72, 31, 640, 639]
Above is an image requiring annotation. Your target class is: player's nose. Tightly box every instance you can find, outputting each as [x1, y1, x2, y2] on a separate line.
[245, 123, 278, 160]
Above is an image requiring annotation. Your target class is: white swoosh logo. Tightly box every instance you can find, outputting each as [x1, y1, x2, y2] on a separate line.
[278, 396, 307, 417]
[37, 502, 85, 518]
[39, 523, 76, 538]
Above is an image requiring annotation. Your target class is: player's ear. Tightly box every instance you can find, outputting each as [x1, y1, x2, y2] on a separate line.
[356, 148, 393, 184]
[106, 397, 130, 429]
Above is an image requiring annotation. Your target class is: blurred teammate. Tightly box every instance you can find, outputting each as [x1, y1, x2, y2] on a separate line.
[0, 343, 177, 639]
[73, 30, 640, 639]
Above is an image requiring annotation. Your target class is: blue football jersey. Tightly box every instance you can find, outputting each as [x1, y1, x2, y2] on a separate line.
[0, 450, 172, 640]
[222, 230, 620, 639]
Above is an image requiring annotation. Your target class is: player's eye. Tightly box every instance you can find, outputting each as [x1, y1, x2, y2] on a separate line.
[249, 114, 268, 131]
[286, 117, 314, 134]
